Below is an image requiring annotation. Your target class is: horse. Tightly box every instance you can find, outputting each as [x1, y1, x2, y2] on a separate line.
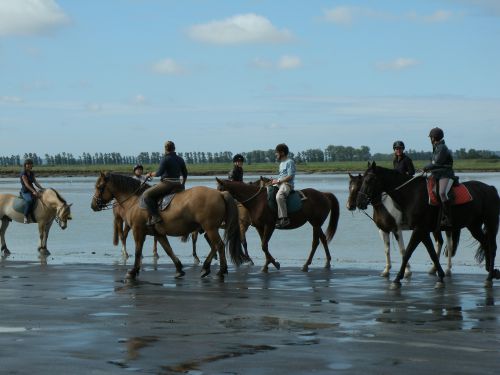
[347, 173, 461, 277]
[356, 162, 500, 288]
[91, 172, 244, 280]
[216, 177, 340, 272]
[0, 188, 72, 256]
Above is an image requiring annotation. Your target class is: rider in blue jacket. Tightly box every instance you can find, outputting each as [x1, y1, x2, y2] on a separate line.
[20, 159, 43, 224]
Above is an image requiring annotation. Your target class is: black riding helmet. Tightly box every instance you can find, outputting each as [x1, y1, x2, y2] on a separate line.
[429, 127, 444, 141]
[393, 140, 405, 150]
[133, 164, 143, 172]
[232, 154, 245, 163]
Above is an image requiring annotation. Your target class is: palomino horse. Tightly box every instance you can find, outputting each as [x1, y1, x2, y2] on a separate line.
[357, 162, 500, 288]
[91, 172, 244, 280]
[347, 173, 460, 277]
[216, 177, 340, 272]
[0, 188, 72, 256]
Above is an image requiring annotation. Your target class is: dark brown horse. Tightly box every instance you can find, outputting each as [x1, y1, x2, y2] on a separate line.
[357, 162, 499, 288]
[216, 177, 340, 272]
[347, 173, 461, 277]
[91, 173, 244, 280]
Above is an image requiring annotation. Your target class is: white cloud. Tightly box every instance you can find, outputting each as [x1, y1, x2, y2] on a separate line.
[132, 94, 147, 105]
[187, 13, 293, 45]
[151, 58, 185, 75]
[0, 95, 24, 103]
[0, 0, 69, 37]
[377, 58, 420, 71]
[277, 55, 302, 70]
[324, 6, 453, 25]
[252, 55, 302, 70]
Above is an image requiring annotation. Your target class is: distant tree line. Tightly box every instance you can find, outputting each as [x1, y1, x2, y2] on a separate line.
[0, 146, 498, 167]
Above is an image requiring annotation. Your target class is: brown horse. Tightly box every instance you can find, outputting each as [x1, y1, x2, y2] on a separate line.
[91, 172, 244, 280]
[216, 177, 340, 272]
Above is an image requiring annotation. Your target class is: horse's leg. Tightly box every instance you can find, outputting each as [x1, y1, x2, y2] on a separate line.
[257, 225, 280, 272]
[0, 218, 11, 255]
[126, 228, 146, 280]
[394, 230, 411, 278]
[421, 233, 446, 288]
[155, 236, 184, 278]
[444, 230, 453, 276]
[121, 223, 130, 258]
[379, 230, 391, 277]
[191, 231, 200, 264]
[241, 222, 254, 265]
[203, 229, 227, 279]
[302, 226, 320, 272]
[37, 221, 52, 256]
[153, 238, 159, 259]
[318, 227, 332, 269]
[428, 231, 443, 275]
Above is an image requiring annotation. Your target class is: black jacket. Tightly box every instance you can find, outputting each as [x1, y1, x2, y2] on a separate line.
[228, 166, 243, 182]
[424, 140, 454, 179]
[393, 154, 415, 176]
[155, 152, 188, 180]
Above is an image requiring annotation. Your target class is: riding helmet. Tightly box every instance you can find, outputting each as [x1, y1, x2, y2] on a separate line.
[428, 127, 444, 141]
[233, 154, 245, 163]
[393, 140, 405, 150]
[133, 164, 143, 172]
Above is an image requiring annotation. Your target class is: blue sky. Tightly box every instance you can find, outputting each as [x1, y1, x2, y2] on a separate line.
[1, 0, 499, 157]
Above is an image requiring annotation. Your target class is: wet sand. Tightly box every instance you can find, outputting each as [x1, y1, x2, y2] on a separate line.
[0, 261, 498, 374]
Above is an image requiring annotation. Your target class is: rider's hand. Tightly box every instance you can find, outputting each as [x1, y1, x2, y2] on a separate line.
[271, 179, 279, 185]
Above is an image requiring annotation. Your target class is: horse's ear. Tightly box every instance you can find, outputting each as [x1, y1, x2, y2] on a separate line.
[69, 203, 73, 207]
[100, 171, 105, 177]
[372, 161, 377, 168]
[215, 177, 222, 183]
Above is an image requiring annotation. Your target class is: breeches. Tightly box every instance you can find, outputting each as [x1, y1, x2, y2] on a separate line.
[276, 183, 292, 219]
[143, 181, 181, 215]
[438, 178, 453, 202]
[21, 192, 35, 216]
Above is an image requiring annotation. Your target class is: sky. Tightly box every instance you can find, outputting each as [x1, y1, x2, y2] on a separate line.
[0, 0, 499, 157]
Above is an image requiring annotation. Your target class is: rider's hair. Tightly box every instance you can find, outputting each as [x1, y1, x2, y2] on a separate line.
[23, 159, 34, 168]
[275, 143, 289, 156]
[165, 141, 176, 152]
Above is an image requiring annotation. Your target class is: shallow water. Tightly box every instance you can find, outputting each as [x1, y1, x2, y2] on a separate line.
[0, 173, 499, 274]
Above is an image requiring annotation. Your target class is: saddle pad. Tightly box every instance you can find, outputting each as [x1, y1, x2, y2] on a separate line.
[426, 177, 473, 206]
[139, 193, 175, 211]
[266, 186, 304, 214]
[13, 197, 27, 214]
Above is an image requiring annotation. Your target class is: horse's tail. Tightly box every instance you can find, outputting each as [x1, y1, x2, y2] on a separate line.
[180, 234, 191, 243]
[475, 185, 500, 263]
[221, 191, 244, 266]
[324, 192, 340, 243]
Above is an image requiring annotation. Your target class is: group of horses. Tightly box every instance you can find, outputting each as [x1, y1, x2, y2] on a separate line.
[1, 163, 498, 289]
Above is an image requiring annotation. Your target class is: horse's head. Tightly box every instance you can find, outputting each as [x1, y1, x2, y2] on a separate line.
[356, 162, 383, 210]
[215, 177, 262, 204]
[347, 173, 363, 211]
[40, 188, 73, 229]
[91, 172, 114, 211]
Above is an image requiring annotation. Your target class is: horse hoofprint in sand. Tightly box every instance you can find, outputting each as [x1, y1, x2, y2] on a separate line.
[0, 188, 72, 256]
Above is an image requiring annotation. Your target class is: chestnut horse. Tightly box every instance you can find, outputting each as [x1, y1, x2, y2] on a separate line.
[347, 173, 460, 277]
[91, 173, 244, 280]
[357, 162, 499, 288]
[216, 177, 340, 272]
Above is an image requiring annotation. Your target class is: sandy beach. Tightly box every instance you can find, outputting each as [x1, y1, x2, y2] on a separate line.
[0, 261, 498, 374]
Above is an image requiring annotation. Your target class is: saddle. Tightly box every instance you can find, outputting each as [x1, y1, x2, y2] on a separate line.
[426, 176, 473, 206]
[13, 195, 38, 223]
[139, 193, 176, 212]
[266, 185, 307, 214]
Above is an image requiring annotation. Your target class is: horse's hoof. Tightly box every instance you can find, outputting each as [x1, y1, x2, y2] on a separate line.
[153, 253, 159, 259]
[193, 258, 200, 265]
[484, 279, 493, 288]
[2, 248, 11, 256]
[261, 267, 269, 273]
[434, 281, 445, 289]
[324, 262, 331, 270]
[404, 271, 412, 279]
[380, 271, 390, 278]
[126, 271, 137, 280]
[38, 248, 50, 256]
[175, 270, 185, 279]
[390, 281, 401, 290]
[274, 262, 280, 270]
[445, 269, 452, 277]
[302, 265, 309, 272]
[200, 268, 210, 278]
[428, 267, 436, 275]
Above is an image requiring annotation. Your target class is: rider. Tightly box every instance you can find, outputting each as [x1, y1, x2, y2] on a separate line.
[228, 154, 245, 182]
[20, 158, 43, 224]
[423, 127, 455, 227]
[133, 164, 147, 183]
[271, 143, 296, 229]
[392, 140, 415, 176]
[144, 141, 187, 226]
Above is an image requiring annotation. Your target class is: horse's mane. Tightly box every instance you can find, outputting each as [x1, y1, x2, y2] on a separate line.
[108, 173, 150, 195]
[48, 188, 67, 204]
[373, 165, 414, 182]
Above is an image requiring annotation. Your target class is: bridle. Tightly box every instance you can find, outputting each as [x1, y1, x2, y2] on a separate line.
[94, 174, 149, 210]
[239, 185, 265, 204]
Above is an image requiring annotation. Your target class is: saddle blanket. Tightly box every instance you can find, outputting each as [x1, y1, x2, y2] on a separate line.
[426, 177, 473, 206]
[139, 193, 176, 211]
[267, 186, 306, 214]
[12, 197, 38, 222]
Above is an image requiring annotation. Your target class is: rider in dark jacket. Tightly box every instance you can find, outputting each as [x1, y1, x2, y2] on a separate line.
[423, 127, 455, 227]
[228, 154, 244, 182]
[144, 141, 187, 225]
[392, 140, 415, 176]
[20, 158, 43, 224]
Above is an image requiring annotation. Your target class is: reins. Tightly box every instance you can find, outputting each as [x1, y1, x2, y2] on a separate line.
[239, 185, 264, 204]
[392, 171, 425, 191]
[94, 176, 150, 210]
